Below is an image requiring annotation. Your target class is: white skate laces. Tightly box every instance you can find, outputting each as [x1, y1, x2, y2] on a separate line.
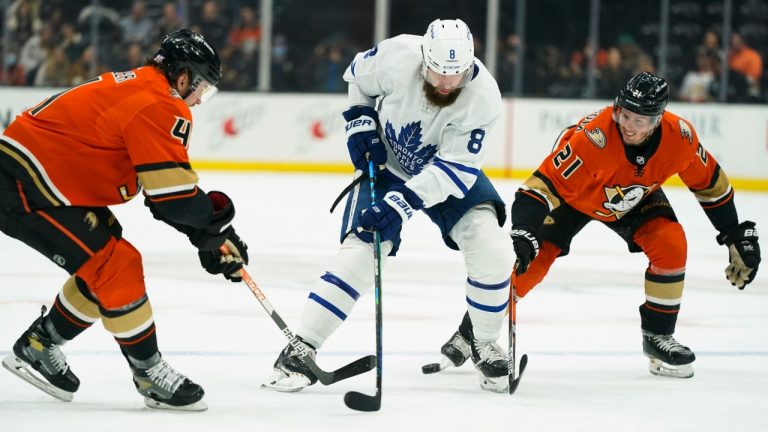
[145, 359, 185, 393]
[46, 345, 69, 374]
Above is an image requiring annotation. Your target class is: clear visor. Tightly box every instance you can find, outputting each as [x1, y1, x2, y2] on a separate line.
[186, 77, 219, 105]
[423, 65, 473, 90]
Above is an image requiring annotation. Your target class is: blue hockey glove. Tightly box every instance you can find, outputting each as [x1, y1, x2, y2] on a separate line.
[358, 184, 424, 242]
[716, 221, 760, 289]
[509, 225, 541, 275]
[343, 105, 387, 171]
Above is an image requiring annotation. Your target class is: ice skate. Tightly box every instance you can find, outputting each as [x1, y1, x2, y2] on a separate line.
[442, 311, 473, 368]
[262, 337, 318, 392]
[2, 306, 79, 402]
[422, 312, 473, 374]
[642, 331, 696, 378]
[470, 338, 509, 393]
[129, 353, 207, 411]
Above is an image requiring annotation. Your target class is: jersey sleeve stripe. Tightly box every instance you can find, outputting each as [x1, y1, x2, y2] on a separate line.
[135, 161, 192, 172]
[433, 157, 480, 175]
[432, 159, 470, 195]
[146, 186, 199, 202]
[138, 166, 198, 195]
[0, 136, 70, 206]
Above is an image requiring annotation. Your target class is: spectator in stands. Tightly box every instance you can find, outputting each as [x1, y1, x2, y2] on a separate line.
[679, 53, 716, 102]
[311, 42, 347, 92]
[633, 54, 656, 75]
[33, 46, 70, 87]
[1, 51, 27, 86]
[229, 5, 262, 56]
[271, 34, 298, 92]
[19, 24, 54, 85]
[155, 2, 184, 45]
[698, 30, 722, 61]
[6, 0, 43, 48]
[195, 1, 229, 51]
[597, 47, 628, 99]
[59, 22, 85, 63]
[66, 45, 97, 85]
[728, 32, 763, 93]
[118, 0, 154, 48]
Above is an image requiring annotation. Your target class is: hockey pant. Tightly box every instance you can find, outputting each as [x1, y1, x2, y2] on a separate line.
[298, 203, 515, 348]
[0, 169, 159, 360]
[513, 199, 687, 335]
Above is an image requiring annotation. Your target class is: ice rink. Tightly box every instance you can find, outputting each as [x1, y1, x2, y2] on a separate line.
[1, 172, 766, 432]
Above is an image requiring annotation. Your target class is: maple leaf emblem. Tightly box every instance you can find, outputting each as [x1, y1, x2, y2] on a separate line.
[384, 120, 437, 175]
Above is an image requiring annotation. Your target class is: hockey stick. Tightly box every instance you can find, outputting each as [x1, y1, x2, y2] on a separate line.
[343, 159, 383, 412]
[508, 278, 528, 395]
[329, 170, 369, 213]
[221, 245, 376, 385]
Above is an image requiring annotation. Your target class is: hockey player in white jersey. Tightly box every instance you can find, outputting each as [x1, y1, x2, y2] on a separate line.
[263, 19, 515, 393]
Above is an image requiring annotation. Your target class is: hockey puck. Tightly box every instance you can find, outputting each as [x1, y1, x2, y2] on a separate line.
[421, 363, 441, 374]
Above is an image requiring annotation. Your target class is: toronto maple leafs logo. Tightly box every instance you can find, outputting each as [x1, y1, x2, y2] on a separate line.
[384, 120, 437, 175]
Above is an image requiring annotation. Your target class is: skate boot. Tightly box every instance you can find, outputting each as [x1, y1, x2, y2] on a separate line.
[642, 331, 696, 378]
[2, 306, 79, 401]
[470, 338, 509, 393]
[443, 311, 473, 366]
[262, 336, 318, 392]
[129, 353, 207, 411]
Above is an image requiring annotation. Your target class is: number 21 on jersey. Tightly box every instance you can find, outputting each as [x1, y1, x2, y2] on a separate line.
[552, 143, 583, 179]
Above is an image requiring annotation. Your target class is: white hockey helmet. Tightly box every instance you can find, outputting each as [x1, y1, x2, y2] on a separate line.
[421, 19, 475, 88]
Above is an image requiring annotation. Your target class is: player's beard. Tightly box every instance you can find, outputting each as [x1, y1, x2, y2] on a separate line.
[423, 81, 462, 108]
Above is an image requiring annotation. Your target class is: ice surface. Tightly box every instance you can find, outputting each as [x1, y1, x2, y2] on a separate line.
[1, 172, 766, 431]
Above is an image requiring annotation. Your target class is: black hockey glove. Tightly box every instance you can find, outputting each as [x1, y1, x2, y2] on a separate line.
[189, 191, 237, 250]
[343, 105, 387, 171]
[716, 221, 760, 289]
[509, 225, 541, 275]
[198, 230, 249, 282]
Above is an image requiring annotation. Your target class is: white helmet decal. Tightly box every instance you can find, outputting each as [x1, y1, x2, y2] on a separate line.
[422, 19, 474, 76]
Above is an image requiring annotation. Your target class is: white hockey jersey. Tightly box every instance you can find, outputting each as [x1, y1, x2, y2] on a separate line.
[343, 34, 502, 208]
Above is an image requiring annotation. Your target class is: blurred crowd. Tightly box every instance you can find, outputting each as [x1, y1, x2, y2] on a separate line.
[1, 0, 766, 103]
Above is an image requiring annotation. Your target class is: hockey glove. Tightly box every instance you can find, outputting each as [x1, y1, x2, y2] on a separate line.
[198, 230, 249, 282]
[716, 221, 760, 289]
[509, 225, 541, 275]
[358, 184, 424, 242]
[343, 105, 387, 171]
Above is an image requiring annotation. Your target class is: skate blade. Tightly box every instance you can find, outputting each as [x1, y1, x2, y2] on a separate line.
[144, 397, 208, 412]
[260, 369, 310, 393]
[648, 358, 694, 378]
[478, 374, 509, 393]
[2, 355, 74, 402]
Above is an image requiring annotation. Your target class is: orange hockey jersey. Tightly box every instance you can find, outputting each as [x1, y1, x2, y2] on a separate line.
[1, 66, 198, 208]
[525, 106, 731, 222]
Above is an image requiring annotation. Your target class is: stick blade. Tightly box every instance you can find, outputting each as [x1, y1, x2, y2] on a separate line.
[313, 354, 377, 385]
[508, 354, 529, 395]
[344, 390, 381, 412]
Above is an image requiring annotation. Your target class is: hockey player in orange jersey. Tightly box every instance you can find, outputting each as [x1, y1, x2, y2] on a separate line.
[0, 29, 248, 411]
[432, 71, 760, 379]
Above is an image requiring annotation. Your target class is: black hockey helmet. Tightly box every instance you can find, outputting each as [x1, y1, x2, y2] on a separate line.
[615, 71, 669, 117]
[154, 29, 222, 91]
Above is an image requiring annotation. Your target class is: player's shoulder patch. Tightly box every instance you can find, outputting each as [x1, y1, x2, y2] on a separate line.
[584, 127, 607, 149]
[677, 118, 694, 145]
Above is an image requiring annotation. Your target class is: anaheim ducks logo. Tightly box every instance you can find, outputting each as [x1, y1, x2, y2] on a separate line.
[595, 183, 656, 219]
[83, 212, 99, 231]
[584, 127, 606, 149]
[678, 119, 693, 144]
